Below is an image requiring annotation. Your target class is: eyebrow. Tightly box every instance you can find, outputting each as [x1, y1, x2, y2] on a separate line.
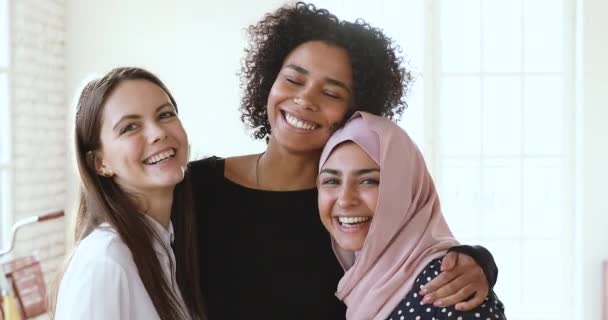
[319, 168, 380, 176]
[112, 103, 174, 131]
[284, 64, 352, 94]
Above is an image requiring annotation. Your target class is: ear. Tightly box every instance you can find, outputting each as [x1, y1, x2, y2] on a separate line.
[91, 151, 114, 177]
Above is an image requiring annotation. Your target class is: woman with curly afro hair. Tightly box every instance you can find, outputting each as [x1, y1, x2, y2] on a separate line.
[185, 3, 499, 319]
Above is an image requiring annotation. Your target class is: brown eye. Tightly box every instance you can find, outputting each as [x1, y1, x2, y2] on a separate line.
[322, 177, 340, 185]
[361, 178, 379, 185]
[159, 111, 176, 119]
[120, 123, 138, 135]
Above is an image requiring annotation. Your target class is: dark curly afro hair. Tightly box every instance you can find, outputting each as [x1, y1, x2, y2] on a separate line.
[240, 2, 413, 140]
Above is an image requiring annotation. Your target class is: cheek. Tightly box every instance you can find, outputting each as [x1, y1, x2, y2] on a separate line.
[317, 192, 335, 221]
[172, 122, 188, 146]
[267, 80, 286, 108]
[325, 104, 349, 126]
[104, 141, 141, 171]
[364, 189, 379, 215]
[168, 123, 189, 165]
[123, 141, 145, 165]
[265, 91, 280, 125]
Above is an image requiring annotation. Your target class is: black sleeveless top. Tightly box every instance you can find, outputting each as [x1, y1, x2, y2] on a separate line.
[190, 156, 347, 319]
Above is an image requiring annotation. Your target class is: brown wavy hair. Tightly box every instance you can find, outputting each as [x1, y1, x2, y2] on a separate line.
[49, 67, 206, 320]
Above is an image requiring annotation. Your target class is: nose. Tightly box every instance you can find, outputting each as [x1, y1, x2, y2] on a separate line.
[147, 122, 168, 144]
[337, 184, 360, 208]
[293, 86, 319, 112]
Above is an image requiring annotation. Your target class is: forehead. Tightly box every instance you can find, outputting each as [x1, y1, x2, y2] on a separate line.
[102, 80, 171, 121]
[283, 41, 353, 84]
[324, 141, 378, 169]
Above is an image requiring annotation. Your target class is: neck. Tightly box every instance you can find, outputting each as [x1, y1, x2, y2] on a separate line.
[257, 139, 322, 191]
[134, 188, 174, 228]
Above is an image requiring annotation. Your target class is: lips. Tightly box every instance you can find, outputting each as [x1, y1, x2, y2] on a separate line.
[282, 110, 319, 130]
[337, 216, 371, 225]
[333, 215, 372, 235]
[143, 148, 175, 165]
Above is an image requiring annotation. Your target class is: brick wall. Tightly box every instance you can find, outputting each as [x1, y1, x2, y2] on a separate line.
[7, 0, 67, 287]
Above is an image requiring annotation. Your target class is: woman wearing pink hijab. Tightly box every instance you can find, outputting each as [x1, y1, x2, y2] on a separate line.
[317, 112, 506, 320]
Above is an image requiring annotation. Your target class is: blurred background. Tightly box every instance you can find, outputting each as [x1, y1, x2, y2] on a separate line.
[0, 0, 606, 319]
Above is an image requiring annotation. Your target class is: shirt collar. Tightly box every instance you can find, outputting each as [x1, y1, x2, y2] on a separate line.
[143, 214, 175, 248]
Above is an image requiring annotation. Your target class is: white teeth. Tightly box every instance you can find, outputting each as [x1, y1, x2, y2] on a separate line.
[284, 112, 316, 130]
[338, 216, 371, 225]
[145, 149, 175, 165]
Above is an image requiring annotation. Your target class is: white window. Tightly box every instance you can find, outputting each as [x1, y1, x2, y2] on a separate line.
[435, 1, 571, 319]
[0, 0, 10, 247]
[316, 1, 573, 319]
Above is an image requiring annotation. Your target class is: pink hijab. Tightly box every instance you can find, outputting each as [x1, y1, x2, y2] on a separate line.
[319, 111, 459, 320]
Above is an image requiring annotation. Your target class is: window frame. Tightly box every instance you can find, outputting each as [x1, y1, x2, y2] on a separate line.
[0, 0, 12, 249]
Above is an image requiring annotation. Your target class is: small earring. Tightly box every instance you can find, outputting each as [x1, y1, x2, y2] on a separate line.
[293, 97, 303, 105]
[101, 169, 113, 177]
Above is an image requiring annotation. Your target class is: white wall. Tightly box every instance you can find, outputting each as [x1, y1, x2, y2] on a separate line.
[173, 0, 286, 159]
[65, 0, 179, 102]
[578, 0, 608, 318]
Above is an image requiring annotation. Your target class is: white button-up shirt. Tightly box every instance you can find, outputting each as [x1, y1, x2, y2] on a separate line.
[55, 217, 189, 319]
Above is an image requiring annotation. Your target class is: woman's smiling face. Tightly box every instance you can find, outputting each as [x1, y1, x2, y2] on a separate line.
[266, 40, 353, 153]
[94, 79, 189, 196]
[318, 142, 380, 251]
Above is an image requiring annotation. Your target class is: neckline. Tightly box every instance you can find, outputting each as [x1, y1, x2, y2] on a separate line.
[222, 174, 317, 194]
[215, 157, 318, 193]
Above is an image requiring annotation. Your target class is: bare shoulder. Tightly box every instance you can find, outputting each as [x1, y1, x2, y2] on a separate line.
[224, 154, 259, 187]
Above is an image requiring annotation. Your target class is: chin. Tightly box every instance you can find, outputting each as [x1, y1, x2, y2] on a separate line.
[277, 136, 326, 154]
[154, 173, 186, 187]
[336, 239, 364, 252]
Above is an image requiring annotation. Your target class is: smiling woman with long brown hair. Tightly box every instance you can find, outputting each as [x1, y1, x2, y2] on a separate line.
[49, 67, 205, 320]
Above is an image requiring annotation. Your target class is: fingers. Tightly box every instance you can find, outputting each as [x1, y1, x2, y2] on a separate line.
[420, 253, 489, 305]
[454, 290, 488, 311]
[421, 255, 488, 306]
[441, 251, 458, 271]
[419, 268, 457, 296]
[421, 273, 471, 305]
[431, 284, 477, 308]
